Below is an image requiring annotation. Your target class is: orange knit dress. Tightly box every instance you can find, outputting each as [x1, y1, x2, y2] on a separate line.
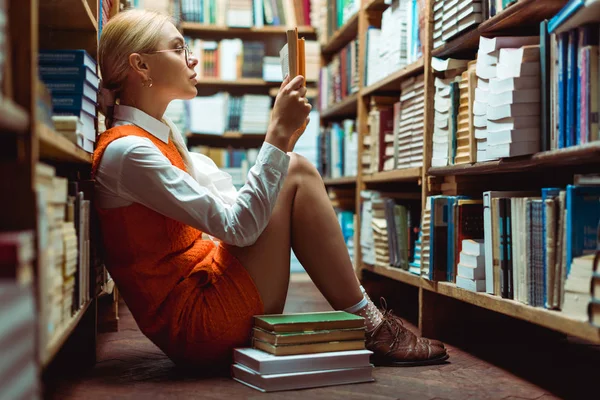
[91, 125, 264, 368]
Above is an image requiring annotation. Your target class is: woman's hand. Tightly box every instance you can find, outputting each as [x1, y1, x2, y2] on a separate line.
[266, 75, 312, 153]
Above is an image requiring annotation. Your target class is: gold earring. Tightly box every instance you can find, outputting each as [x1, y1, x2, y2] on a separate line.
[143, 78, 153, 88]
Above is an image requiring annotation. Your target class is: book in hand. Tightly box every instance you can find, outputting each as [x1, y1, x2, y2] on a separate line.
[278, 27, 307, 134]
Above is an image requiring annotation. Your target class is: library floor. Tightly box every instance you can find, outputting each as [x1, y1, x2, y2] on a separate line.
[46, 273, 600, 400]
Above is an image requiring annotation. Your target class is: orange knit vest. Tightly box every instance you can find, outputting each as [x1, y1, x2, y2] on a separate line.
[91, 125, 218, 347]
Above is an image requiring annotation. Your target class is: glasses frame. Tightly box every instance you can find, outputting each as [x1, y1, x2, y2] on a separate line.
[144, 44, 191, 64]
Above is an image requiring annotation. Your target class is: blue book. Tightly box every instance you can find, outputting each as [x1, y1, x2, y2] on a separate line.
[39, 65, 99, 90]
[548, 0, 585, 33]
[557, 32, 569, 148]
[566, 30, 578, 147]
[44, 80, 97, 103]
[52, 94, 96, 116]
[541, 188, 561, 308]
[39, 50, 97, 71]
[565, 185, 600, 276]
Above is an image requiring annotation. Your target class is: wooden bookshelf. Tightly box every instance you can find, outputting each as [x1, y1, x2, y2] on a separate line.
[321, 93, 359, 120]
[421, 281, 600, 344]
[428, 142, 600, 176]
[38, 123, 92, 164]
[321, 13, 359, 56]
[323, 176, 357, 186]
[187, 132, 265, 149]
[363, 167, 423, 183]
[361, 58, 425, 97]
[181, 22, 317, 39]
[0, 97, 29, 132]
[39, 0, 98, 31]
[432, 0, 568, 58]
[362, 263, 422, 288]
[41, 300, 92, 368]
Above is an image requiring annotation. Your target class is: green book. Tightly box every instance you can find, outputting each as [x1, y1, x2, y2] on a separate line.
[253, 311, 365, 333]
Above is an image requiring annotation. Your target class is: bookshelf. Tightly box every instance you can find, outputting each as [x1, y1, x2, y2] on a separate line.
[186, 132, 265, 148]
[323, 176, 358, 187]
[38, 123, 93, 164]
[181, 22, 317, 39]
[39, 0, 98, 32]
[196, 77, 284, 89]
[319, 0, 600, 347]
[0, 97, 29, 132]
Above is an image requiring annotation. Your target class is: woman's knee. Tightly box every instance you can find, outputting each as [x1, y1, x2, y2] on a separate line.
[288, 152, 320, 179]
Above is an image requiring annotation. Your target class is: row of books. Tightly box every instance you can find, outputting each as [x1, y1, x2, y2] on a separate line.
[318, 38, 359, 111]
[433, 0, 520, 51]
[38, 49, 99, 154]
[188, 93, 272, 135]
[180, 0, 316, 28]
[360, 191, 421, 273]
[187, 37, 320, 82]
[364, 0, 424, 87]
[316, 119, 359, 179]
[362, 76, 425, 175]
[232, 311, 373, 392]
[416, 177, 600, 317]
[35, 163, 93, 362]
[315, 0, 359, 46]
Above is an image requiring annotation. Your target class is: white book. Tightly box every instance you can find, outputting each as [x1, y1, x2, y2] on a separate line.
[474, 114, 488, 127]
[487, 128, 540, 145]
[486, 103, 540, 120]
[479, 36, 540, 55]
[459, 252, 485, 268]
[462, 239, 484, 256]
[487, 115, 540, 132]
[496, 61, 540, 80]
[475, 87, 489, 103]
[473, 100, 487, 115]
[458, 12, 483, 31]
[498, 45, 540, 67]
[486, 140, 540, 158]
[431, 57, 470, 72]
[489, 76, 540, 94]
[477, 50, 500, 66]
[232, 363, 374, 393]
[487, 89, 541, 107]
[456, 276, 486, 292]
[476, 62, 497, 79]
[458, 263, 486, 280]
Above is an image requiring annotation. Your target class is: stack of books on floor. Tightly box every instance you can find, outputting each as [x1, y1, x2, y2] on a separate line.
[232, 311, 374, 392]
[38, 49, 99, 153]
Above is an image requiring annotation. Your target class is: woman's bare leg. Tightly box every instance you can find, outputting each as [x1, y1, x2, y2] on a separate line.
[224, 153, 363, 314]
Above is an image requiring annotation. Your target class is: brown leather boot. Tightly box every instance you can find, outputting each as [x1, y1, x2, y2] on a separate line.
[366, 299, 449, 367]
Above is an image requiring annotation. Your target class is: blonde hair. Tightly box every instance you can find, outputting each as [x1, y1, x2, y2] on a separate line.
[98, 9, 196, 178]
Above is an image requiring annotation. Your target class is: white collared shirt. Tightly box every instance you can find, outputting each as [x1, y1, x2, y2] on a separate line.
[94, 105, 290, 247]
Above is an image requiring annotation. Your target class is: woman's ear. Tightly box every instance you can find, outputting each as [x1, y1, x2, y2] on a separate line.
[128, 53, 150, 82]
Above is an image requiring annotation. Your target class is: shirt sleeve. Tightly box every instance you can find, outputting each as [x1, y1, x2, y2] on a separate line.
[107, 138, 290, 247]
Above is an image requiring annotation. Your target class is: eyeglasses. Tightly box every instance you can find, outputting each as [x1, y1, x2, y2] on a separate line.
[144, 44, 191, 64]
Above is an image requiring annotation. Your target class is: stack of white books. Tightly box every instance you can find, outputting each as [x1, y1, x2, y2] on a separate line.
[561, 254, 594, 321]
[240, 95, 271, 134]
[371, 198, 390, 268]
[396, 75, 426, 169]
[232, 347, 373, 392]
[486, 44, 541, 159]
[435, 0, 484, 50]
[433, 0, 445, 49]
[456, 239, 486, 292]
[475, 36, 539, 161]
[431, 58, 469, 167]
[419, 199, 432, 278]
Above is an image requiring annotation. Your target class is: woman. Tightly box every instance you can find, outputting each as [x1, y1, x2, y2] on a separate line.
[93, 9, 448, 369]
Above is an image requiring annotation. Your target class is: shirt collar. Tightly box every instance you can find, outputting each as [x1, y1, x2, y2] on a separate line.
[113, 105, 170, 144]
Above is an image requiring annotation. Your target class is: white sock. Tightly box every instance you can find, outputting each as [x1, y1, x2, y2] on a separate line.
[343, 285, 384, 331]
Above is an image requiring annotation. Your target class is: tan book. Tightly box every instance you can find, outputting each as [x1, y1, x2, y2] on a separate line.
[253, 338, 365, 356]
[252, 326, 365, 346]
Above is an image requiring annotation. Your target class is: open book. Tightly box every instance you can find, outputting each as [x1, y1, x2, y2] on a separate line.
[279, 27, 306, 85]
[278, 27, 308, 134]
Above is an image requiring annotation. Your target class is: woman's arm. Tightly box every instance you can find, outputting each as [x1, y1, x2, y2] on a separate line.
[100, 136, 289, 247]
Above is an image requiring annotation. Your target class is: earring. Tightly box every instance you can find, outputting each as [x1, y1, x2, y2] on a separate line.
[143, 78, 153, 88]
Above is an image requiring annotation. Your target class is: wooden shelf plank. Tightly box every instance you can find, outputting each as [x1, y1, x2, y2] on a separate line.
[361, 59, 425, 97]
[42, 300, 92, 368]
[323, 176, 357, 186]
[187, 132, 265, 149]
[181, 23, 317, 39]
[0, 98, 29, 132]
[363, 167, 422, 183]
[39, 0, 98, 31]
[362, 264, 422, 288]
[38, 123, 92, 164]
[322, 13, 359, 56]
[421, 281, 600, 344]
[432, 0, 568, 58]
[321, 93, 359, 120]
[428, 142, 600, 176]
[364, 0, 390, 12]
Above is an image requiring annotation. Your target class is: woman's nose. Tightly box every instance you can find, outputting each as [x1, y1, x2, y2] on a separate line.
[188, 55, 198, 69]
